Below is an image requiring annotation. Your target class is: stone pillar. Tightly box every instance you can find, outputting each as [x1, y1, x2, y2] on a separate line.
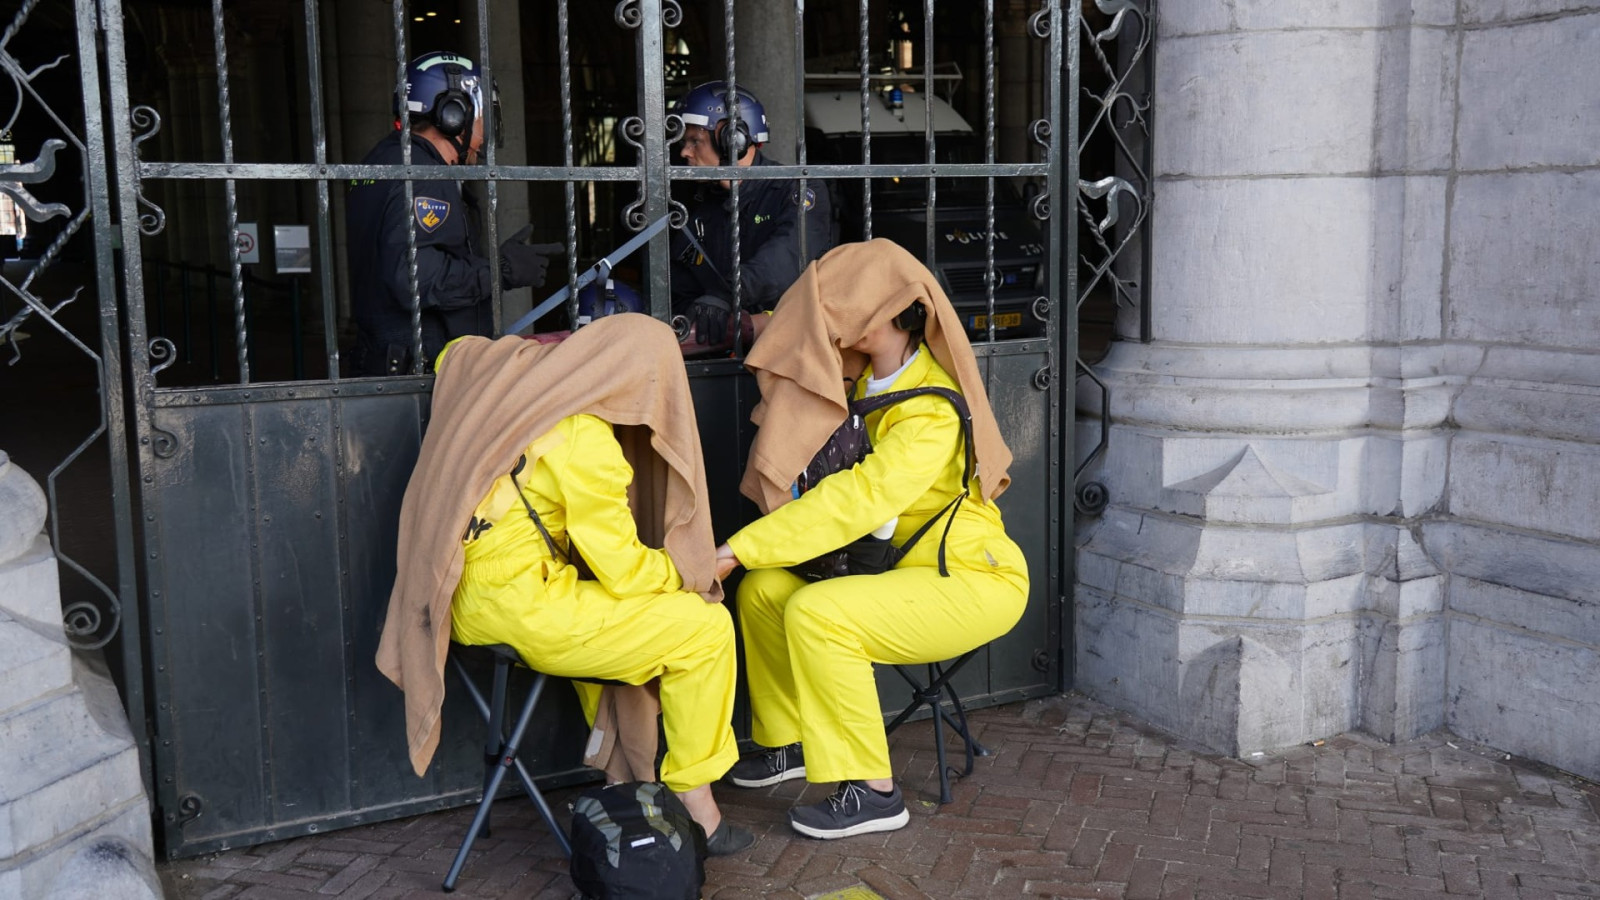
[733, 0, 799, 161]
[1074, 0, 1455, 755]
[0, 452, 157, 898]
[1080, 2, 1600, 781]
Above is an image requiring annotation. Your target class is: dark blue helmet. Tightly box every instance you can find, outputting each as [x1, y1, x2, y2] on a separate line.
[575, 279, 644, 327]
[396, 51, 501, 147]
[673, 81, 768, 163]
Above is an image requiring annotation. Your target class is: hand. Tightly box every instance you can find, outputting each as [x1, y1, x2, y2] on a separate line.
[499, 225, 564, 290]
[687, 295, 732, 345]
[714, 543, 740, 582]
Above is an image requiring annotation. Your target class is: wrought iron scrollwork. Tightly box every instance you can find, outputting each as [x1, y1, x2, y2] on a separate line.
[1029, 119, 1053, 150]
[1030, 190, 1051, 221]
[1079, 176, 1141, 234]
[131, 104, 162, 147]
[1031, 295, 1051, 323]
[1028, 4, 1053, 39]
[614, 0, 642, 29]
[617, 115, 646, 155]
[175, 794, 204, 827]
[1032, 366, 1053, 391]
[1075, 481, 1110, 516]
[149, 337, 177, 376]
[665, 113, 684, 145]
[661, 0, 683, 28]
[668, 199, 688, 230]
[136, 194, 166, 236]
[150, 426, 179, 460]
[129, 107, 166, 235]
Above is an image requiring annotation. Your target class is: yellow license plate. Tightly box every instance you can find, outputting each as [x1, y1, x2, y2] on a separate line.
[969, 312, 1022, 329]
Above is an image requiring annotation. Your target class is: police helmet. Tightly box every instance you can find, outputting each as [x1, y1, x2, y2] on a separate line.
[396, 52, 502, 149]
[674, 81, 769, 164]
[575, 279, 644, 327]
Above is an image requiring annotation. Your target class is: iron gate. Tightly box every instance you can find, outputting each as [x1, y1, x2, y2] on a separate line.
[1, 0, 1148, 859]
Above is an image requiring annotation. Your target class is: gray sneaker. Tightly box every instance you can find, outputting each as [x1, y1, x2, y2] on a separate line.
[726, 743, 806, 788]
[788, 781, 909, 839]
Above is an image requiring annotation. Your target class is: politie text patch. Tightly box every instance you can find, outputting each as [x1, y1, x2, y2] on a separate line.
[414, 197, 450, 233]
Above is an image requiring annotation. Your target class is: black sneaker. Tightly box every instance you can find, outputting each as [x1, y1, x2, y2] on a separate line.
[788, 781, 909, 839]
[726, 743, 806, 788]
[704, 820, 754, 856]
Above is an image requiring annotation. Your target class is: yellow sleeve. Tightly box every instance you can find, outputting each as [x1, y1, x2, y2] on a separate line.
[727, 397, 958, 569]
[556, 415, 685, 597]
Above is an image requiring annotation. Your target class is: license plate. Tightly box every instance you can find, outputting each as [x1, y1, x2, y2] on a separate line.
[968, 312, 1022, 330]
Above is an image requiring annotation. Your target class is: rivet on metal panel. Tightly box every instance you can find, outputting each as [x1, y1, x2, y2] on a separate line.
[154, 627, 162, 635]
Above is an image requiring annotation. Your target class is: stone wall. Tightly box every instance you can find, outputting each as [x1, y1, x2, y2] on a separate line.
[1075, 0, 1600, 780]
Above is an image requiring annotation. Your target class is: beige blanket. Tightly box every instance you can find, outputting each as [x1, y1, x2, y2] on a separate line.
[375, 315, 720, 776]
[739, 238, 1014, 513]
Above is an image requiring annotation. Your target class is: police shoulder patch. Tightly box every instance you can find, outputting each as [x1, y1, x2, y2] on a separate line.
[792, 186, 817, 212]
[414, 197, 450, 233]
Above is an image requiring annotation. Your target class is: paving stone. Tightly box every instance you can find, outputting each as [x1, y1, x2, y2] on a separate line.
[154, 695, 1600, 900]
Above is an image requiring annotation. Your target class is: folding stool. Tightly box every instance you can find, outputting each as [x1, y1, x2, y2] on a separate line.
[442, 642, 570, 892]
[883, 647, 989, 804]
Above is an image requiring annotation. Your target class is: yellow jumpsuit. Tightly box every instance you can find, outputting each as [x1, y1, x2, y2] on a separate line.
[725, 349, 1029, 783]
[448, 414, 739, 793]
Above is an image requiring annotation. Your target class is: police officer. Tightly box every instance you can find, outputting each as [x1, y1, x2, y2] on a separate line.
[671, 81, 833, 347]
[346, 51, 560, 376]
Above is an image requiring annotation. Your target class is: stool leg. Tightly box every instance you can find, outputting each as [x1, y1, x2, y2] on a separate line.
[927, 663, 955, 804]
[444, 667, 549, 891]
[501, 676, 571, 858]
[482, 659, 510, 840]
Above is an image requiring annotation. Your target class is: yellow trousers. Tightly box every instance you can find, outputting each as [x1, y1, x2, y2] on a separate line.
[736, 565, 1027, 783]
[451, 575, 739, 793]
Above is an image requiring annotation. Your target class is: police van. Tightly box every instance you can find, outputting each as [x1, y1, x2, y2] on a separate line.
[804, 82, 1047, 340]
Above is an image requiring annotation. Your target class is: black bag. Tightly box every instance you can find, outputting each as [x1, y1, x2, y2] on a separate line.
[788, 386, 975, 582]
[569, 781, 706, 900]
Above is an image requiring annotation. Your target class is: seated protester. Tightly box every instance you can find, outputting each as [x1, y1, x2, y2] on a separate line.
[713, 239, 1029, 839]
[375, 314, 753, 855]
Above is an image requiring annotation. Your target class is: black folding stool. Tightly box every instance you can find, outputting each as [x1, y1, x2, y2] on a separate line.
[883, 648, 989, 804]
[442, 642, 570, 892]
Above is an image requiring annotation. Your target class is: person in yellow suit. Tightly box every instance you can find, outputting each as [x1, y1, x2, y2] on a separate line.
[376, 315, 752, 856]
[713, 239, 1029, 839]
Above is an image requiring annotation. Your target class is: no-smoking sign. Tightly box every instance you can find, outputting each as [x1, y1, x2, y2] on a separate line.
[236, 222, 260, 264]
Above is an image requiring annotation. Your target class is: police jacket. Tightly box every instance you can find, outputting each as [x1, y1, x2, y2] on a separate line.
[345, 131, 493, 375]
[670, 152, 834, 314]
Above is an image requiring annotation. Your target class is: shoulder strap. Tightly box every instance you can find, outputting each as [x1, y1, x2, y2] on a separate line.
[849, 387, 976, 577]
[509, 454, 568, 563]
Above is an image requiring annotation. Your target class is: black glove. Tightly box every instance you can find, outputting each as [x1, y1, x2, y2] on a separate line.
[498, 225, 564, 290]
[687, 294, 733, 345]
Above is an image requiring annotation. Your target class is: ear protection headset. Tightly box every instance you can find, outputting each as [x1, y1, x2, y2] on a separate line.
[894, 301, 928, 333]
[429, 64, 473, 138]
[715, 113, 753, 165]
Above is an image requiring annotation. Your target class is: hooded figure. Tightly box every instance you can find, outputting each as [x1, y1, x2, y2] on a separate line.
[375, 314, 752, 855]
[715, 239, 1030, 840]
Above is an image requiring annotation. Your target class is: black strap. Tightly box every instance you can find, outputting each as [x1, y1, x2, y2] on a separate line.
[850, 386, 976, 577]
[509, 455, 569, 563]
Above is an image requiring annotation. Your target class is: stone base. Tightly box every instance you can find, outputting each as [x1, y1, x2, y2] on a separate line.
[0, 654, 156, 899]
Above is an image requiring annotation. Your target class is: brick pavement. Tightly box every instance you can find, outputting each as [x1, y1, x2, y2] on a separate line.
[157, 693, 1600, 900]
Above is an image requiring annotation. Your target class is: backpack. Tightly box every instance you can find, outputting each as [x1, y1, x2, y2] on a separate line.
[569, 781, 706, 900]
[788, 386, 975, 581]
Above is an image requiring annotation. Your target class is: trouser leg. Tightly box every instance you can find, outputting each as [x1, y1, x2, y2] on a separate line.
[453, 580, 739, 794]
[782, 568, 1026, 784]
[734, 567, 808, 748]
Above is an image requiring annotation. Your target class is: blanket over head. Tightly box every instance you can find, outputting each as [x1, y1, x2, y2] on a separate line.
[739, 238, 1014, 513]
[374, 315, 719, 776]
